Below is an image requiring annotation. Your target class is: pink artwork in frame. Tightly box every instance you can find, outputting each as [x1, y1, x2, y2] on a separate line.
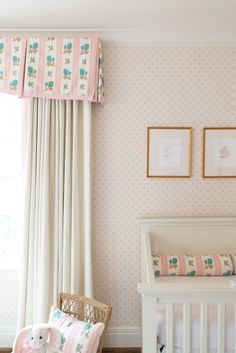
[203, 127, 236, 178]
[147, 127, 192, 178]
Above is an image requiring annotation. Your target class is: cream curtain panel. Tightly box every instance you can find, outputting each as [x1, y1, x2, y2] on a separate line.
[17, 98, 93, 327]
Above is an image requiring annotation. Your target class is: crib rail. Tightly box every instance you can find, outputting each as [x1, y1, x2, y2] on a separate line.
[138, 283, 236, 353]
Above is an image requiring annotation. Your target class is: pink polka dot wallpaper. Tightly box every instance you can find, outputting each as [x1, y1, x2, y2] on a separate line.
[92, 46, 236, 327]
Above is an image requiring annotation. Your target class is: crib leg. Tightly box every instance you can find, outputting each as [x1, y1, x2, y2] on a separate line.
[142, 294, 157, 353]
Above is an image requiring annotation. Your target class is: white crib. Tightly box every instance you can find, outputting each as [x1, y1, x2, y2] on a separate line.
[137, 217, 236, 353]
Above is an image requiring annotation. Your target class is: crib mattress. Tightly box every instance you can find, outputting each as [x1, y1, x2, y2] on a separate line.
[155, 275, 236, 288]
[156, 276, 236, 351]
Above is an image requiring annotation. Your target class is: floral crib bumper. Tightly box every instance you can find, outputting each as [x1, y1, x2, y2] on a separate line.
[153, 254, 234, 277]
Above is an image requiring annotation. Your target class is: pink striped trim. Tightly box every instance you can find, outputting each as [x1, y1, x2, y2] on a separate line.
[179, 255, 185, 275]
[18, 39, 27, 96]
[4, 38, 11, 92]
[231, 254, 236, 274]
[161, 255, 168, 275]
[63, 323, 83, 353]
[212, 255, 222, 275]
[37, 38, 45, 95]
[71, 38, 79, 95]
[195, 255, 204, 276]
[88, 38, 99, 101]
[55, 37, 62, 96]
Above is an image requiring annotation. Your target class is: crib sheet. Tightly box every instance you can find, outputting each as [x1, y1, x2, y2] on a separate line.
[155, 276, 236, 350]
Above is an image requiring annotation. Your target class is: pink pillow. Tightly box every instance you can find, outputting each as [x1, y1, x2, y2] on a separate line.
[153, 254, 233, 276]
[49, 306, 104, 353]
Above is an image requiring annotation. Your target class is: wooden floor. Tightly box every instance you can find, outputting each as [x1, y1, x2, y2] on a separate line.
[1, 349, 141, 353]
[103, 349, 141, 353]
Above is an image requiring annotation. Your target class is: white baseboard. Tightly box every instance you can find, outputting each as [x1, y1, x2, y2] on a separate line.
[104, 326, 141, 347]
[0, 327, 16, 347]
[0, 326, 141, 349]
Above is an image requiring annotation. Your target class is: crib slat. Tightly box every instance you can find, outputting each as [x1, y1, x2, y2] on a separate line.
[166, 303, 174, 353]
[235, 304, 236, 352]
[142, 295, 157, 353]
[200, 303, 208, 353]
[217, 303, 225, 353]
[183, 303, 191, 353]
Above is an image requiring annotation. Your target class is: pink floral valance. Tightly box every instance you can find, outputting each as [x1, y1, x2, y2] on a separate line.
[0, 36, 103, 103]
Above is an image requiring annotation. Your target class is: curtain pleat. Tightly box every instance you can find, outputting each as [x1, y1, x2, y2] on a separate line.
[17, 98, 92, 328]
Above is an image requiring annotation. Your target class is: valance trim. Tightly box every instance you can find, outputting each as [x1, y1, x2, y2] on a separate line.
[0, 36, 104, 103]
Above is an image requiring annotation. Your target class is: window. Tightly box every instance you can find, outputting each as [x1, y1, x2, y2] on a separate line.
[0, 95, 23, 269]
[0, 94, 23, 346]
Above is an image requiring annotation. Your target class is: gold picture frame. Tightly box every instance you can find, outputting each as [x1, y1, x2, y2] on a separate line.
[147, 127, 192, 178]
[203, 127, 236, 178]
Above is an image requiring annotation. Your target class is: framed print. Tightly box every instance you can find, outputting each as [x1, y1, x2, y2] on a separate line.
[147, 127, 192, 178]
[203, 127, 236, 178]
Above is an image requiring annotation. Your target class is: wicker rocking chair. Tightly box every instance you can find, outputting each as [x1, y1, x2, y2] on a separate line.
[58, 293, 112, 353]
